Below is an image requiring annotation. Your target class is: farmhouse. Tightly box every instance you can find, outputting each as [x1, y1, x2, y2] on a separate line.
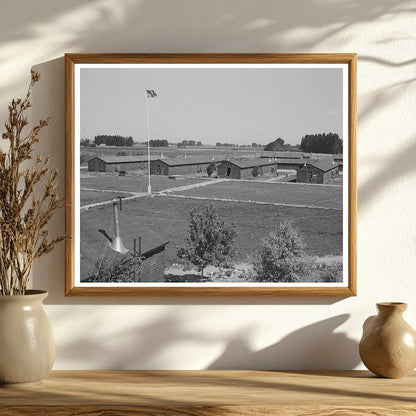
[217, 159, 277, 179]
[150, 157, 218, 176]
[87, 155, 157, 172]
[296, 160, 339, 184]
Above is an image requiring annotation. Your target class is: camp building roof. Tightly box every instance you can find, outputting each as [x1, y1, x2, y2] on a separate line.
[156, 157, 217, 167]
[224, 159, 277, 169]
[80, 208, 169, 279]
[90, 155, 158, 164]
[307, 160, 339, 172]
[80, 205, 169, 278]
[117, 216, 169, 256]
[275, 158, 303, 165]
[261, 151, 304, 159]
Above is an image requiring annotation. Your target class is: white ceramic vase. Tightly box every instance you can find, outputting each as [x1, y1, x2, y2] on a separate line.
[0, 290, 55, 387]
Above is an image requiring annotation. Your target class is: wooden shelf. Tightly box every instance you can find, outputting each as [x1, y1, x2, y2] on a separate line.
[1, 370, 415, 415]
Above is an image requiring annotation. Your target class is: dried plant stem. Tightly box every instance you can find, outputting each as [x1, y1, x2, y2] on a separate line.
[0, 71, 66, 295]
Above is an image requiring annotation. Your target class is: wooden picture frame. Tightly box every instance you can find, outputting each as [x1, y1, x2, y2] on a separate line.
[65, 53, 356, 296]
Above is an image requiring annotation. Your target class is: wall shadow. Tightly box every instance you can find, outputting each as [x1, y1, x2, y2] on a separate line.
[54, 310, 215, 369]
[359, 139, 416, 210]
[53, 310, 359, 370]
[207, 314, 360, 370]
[0, 0, 414, 97]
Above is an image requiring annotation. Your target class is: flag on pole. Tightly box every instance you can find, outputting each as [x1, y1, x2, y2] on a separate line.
[146, 89, 157, 98]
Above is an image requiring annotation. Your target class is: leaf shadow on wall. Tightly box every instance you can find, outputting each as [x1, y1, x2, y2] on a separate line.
[53, 311, 214, 369]
[358, 139, 416, 210]
[0, 0, 414, 96]
[207, 314, 360, 370]
[52, 307, 359, 370]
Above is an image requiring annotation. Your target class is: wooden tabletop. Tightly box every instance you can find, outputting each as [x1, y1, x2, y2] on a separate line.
[1, 370, 415, 415]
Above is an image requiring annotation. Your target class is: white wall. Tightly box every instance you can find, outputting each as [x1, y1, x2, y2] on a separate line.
[1, 0, 415, 370]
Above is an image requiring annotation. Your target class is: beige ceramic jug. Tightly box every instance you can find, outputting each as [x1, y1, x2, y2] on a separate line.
[359, 302, 416, 378]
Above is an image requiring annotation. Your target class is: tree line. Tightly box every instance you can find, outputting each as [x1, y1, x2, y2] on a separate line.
[94, 135, 134, 147]
[300, 133, 342, 154]
[177, 140, 202, 147]
[148, 139, 169, 147]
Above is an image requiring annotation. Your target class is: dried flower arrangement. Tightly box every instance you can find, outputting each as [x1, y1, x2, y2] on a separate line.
[0, 71, 65, 295]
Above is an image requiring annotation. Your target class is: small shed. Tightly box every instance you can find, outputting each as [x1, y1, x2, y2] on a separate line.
[150, 157, 218, 176]
[116, 221, 169, 283]
[217, 159, 277, 179]
[80, 210, 169, 283]
[88, 155, 157, 172]
[296, 160, 339, 184]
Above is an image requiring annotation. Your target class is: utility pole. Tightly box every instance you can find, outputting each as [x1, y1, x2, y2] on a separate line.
[145, 89, 158, 194]
[145, 92, 152, 194]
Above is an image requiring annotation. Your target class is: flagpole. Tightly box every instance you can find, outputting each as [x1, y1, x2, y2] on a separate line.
[145, 90, 151, 194]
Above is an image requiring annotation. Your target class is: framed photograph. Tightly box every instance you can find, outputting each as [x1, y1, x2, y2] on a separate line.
[65, 53, 356, 296]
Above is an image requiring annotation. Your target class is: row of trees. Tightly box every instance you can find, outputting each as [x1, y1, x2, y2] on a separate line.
[261, 133, 343, 154]
[94, 135, 134, 147]
[300, 133, 342, 154]
[148, 139, 169, 147]
[177, 203, 311, 282]
[177, 140, 202, 147]
[83, 133, 341, 153]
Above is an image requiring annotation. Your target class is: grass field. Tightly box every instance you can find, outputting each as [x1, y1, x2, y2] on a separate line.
[81, 174, 206, 193]
[173, 181, 343, 209]
[81, 190, 131, 206]
[80, 194, 342, 279]
[80, 174, 342, 209]
[79, 173, 344, 282]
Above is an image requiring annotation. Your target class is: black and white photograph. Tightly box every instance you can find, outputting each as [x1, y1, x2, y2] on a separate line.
[66, 54, 356, 296]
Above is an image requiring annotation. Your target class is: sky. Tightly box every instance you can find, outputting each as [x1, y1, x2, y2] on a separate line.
[79, 65, 344, 146]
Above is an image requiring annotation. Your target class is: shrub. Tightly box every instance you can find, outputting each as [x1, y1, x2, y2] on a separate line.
[87, 252, 143, 283]
[253, 220, 312, 282]
[177, 203, 238, 276]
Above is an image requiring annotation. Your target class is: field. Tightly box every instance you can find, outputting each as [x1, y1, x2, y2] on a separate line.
[80, 175, 343, 281]
[81, 190, 124, 205]
[80, 175, 208, 206]
[173, 181, 342, 210]
[81, 196, 342, 278]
